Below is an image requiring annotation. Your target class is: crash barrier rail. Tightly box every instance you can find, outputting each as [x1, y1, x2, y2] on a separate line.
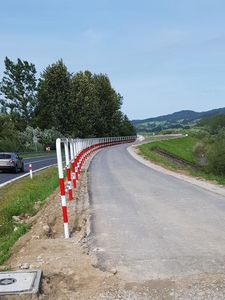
[56, 136, 136, 238]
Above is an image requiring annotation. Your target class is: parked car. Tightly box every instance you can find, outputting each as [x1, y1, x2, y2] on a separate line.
[0, 152, 24, 173]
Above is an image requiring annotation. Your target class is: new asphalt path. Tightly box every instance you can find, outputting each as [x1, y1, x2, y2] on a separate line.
[88, 143, 225, 281]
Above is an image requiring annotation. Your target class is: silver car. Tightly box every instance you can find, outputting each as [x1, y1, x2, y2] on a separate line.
[0, 152, 24, 173]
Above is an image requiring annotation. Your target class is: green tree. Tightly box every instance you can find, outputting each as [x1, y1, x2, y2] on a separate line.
[199, 114, 225, 134]
[36, 61, 135, 138]
[37, 128, 62, 149]
[69, 71, 101, 137]
[93, 74, 123, 136]
[119, 114, 137, 136]
[207, 139, 225, 176]
[0, 57, 37, 128]
[0, 115, 23, 151]
[35, 59, 71, 134]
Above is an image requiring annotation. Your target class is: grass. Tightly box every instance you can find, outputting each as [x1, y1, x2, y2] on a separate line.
[0, 166, 59, 265]
[140, 136, 197, 164]
[20, 151, 56, 159]
[138, 137, 225, 185]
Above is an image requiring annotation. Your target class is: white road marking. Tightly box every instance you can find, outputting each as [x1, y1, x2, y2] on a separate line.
[0, 164, 57, 188]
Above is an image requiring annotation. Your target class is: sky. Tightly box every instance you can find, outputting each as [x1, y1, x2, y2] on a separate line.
[0, 0, 225, 120]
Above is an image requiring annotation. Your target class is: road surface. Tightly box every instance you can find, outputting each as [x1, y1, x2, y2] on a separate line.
[88, 143, 225, 281]
[0, 155, 57, 185]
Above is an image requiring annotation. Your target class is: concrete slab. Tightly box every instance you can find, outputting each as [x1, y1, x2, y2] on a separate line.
[0, 270, 42, 295]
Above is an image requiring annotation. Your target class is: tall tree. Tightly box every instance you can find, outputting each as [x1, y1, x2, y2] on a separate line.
[35, 59, 71, 134]
[69, 71, 101, 137]
[93, 74, 123, 136]
[0, 57, 37, 128]
[36, 60, 135, 138]
[119, 114, 137, 136]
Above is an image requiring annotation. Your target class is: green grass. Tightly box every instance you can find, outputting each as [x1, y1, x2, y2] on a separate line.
[0, 166, 59, 265]
[20, 151, 56, 158]
[140, 136, 197, 164]
[138, 137, 225, 185]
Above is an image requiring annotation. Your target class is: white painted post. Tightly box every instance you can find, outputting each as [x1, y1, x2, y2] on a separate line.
[56, 138, 69, 239]
[29, 164, 33, 179]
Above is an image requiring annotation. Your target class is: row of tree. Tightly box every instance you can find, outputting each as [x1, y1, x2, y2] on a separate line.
[0, 58, 136, 151]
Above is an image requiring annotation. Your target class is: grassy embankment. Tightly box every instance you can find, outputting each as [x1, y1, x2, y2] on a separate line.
[138, 136, 225, 185]
[20, 151, 56, 159]
[0, 167, 59, 265]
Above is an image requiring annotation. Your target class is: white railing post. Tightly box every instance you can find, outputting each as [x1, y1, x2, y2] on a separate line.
[29, 164, 33, 179]
[64, 139, 73, 201]
[56, 138, 69, 239]
[69, 139, 76, 189]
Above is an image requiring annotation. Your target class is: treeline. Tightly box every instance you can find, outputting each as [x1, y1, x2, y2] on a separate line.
[0, 58, 136, 151]
[193, 114, 225, 176]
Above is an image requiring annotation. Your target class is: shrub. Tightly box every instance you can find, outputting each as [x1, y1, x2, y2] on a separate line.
[192, 141, 207, 166]
[207, 139, 225, 176]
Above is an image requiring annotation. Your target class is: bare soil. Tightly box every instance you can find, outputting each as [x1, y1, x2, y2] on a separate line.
[2, 150, 225, 299]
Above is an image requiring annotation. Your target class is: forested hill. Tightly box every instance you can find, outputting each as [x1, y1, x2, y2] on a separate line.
[132, 107, 225, 132]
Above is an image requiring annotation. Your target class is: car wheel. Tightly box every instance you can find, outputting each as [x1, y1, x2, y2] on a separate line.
[20, 163, 24, 172]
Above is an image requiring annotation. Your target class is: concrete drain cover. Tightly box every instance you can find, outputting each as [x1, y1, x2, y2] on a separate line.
[0, 270, 42, 295]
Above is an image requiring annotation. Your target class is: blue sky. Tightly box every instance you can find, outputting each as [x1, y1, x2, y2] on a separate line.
[0, 0, 225, 119]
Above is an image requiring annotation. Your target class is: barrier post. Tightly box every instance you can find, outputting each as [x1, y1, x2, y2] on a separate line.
[69, 139, 76, 189]
[29, 164, 33, 179]
[64, 139, 73, 201]
[76, 139, 82, 180]
[73, 139, 79, 182]
[56, 138, 69, 238]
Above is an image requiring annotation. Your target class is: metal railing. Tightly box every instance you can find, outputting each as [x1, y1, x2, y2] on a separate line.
[56, 136, 136, 238]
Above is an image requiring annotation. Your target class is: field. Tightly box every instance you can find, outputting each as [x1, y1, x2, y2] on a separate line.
[138, 136, 225, 184]
[140, 136, 196, 163]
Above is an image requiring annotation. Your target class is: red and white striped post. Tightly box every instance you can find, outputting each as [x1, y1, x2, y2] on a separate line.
[69, 139, 76, 189]
[73, 139, 79, 183]
[56, 138, 69, 238]
[29, 164, 33, 179]
[64, 139, 73, 201]
[76, 139, 82, 181]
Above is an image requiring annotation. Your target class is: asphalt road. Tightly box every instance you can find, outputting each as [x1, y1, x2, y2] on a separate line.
[88, 143, 225, 281]
[0, 155, 57, 185]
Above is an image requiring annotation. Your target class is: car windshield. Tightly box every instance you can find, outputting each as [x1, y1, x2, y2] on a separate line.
[0, 154, 11, 159]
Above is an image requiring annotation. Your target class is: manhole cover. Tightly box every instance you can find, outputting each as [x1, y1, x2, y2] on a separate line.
[0, 278, 17, 285]
[0, 271, 42, 295]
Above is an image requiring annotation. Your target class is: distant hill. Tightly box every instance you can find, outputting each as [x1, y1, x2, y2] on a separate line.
[132, 107, 225, 133]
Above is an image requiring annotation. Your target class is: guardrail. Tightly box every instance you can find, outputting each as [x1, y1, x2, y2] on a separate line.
[56, 136, 136, 238]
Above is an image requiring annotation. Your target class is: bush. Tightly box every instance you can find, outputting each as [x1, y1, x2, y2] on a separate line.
[192, 141, 207, 166]
[0, 137, 23, 152]
[207, 139, 225, 176]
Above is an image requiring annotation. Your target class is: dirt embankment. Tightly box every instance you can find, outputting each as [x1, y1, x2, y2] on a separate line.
[1, 164, 118, 299]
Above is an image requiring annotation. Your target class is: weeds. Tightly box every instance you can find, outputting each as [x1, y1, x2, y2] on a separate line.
[0, 166, 59, 265]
